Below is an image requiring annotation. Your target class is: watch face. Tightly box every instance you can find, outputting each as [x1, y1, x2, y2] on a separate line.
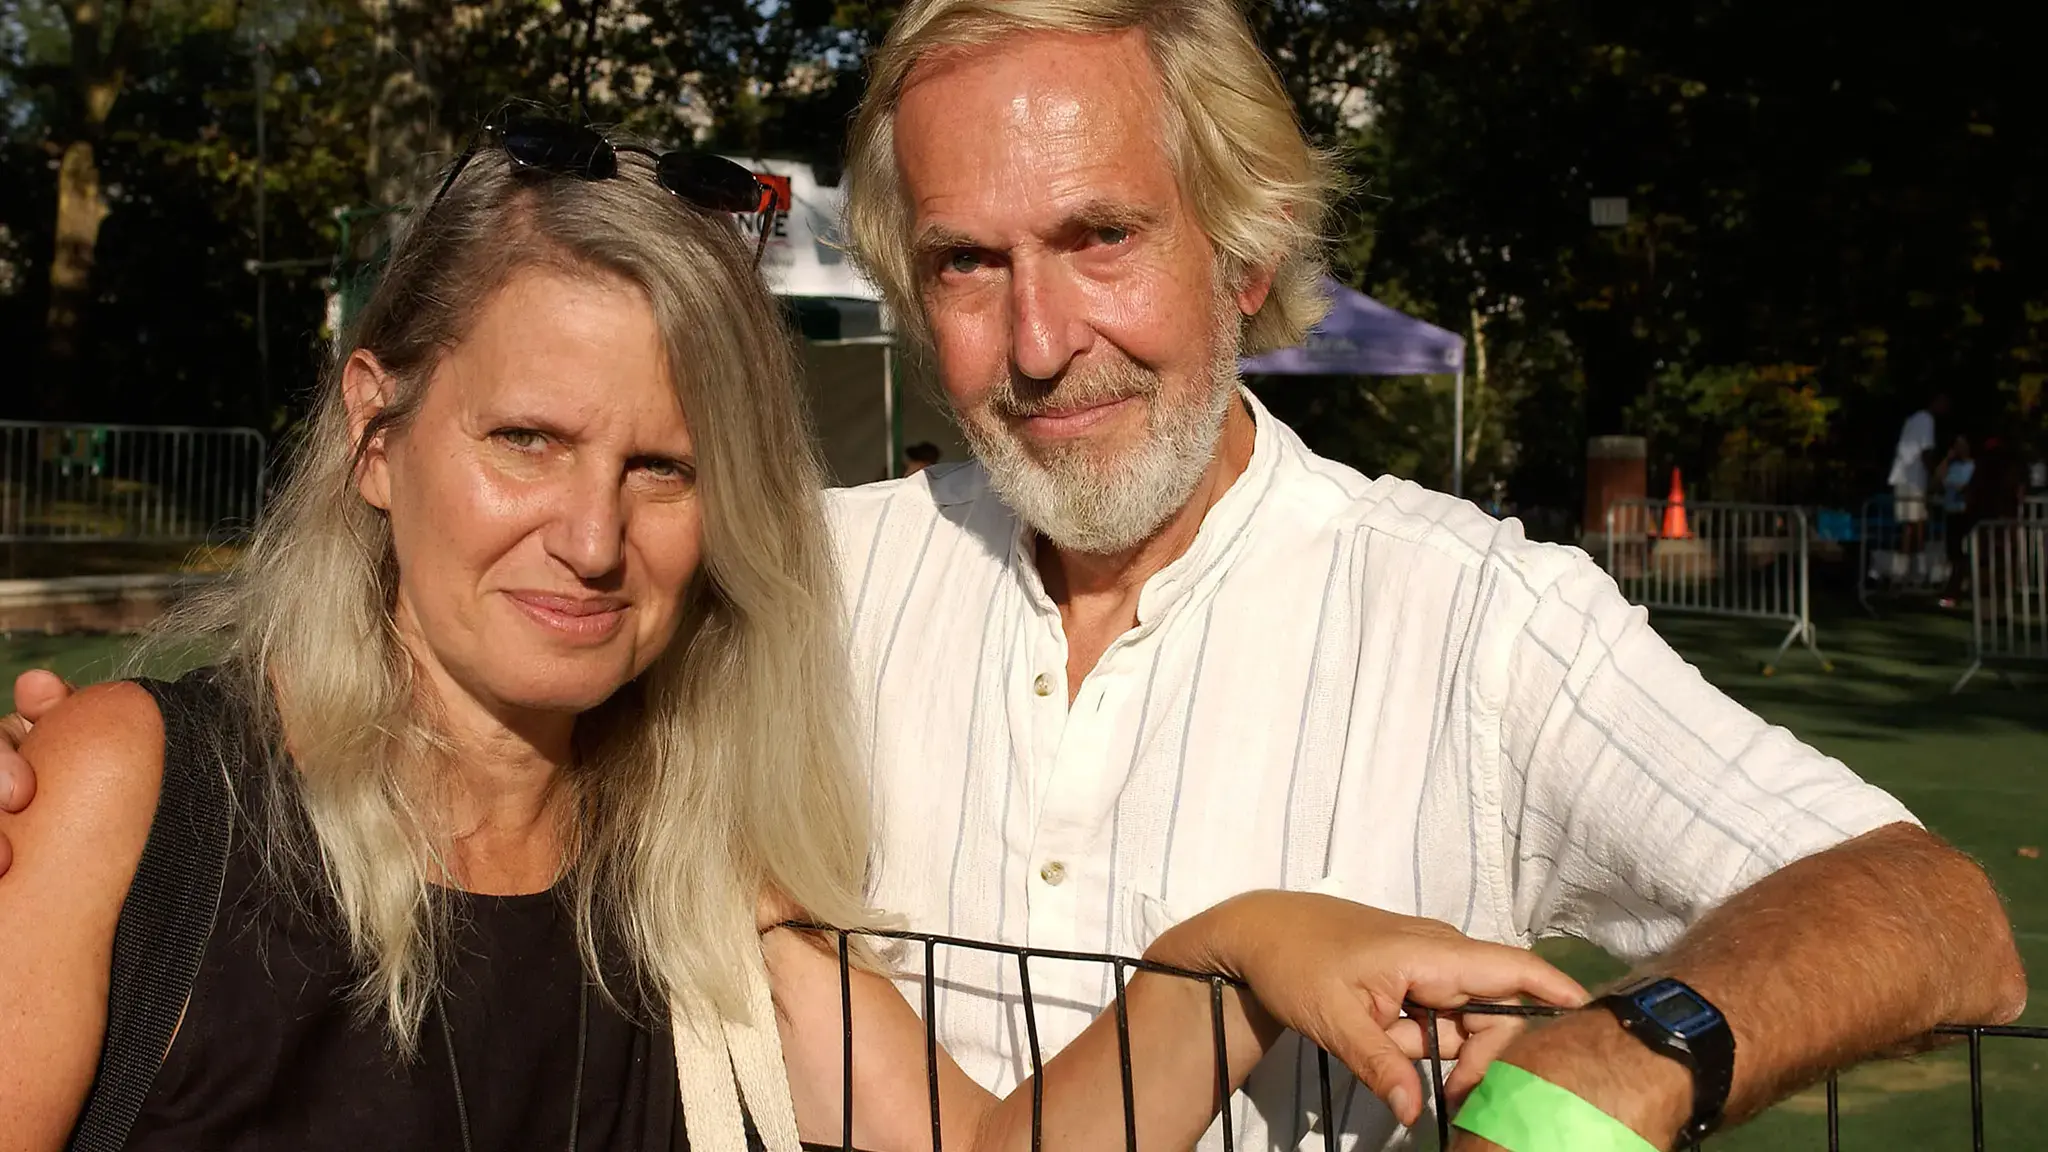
[1637, 983, 1721, 1036]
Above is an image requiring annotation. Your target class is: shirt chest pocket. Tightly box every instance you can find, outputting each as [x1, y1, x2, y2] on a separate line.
[1114, 889, 1185, 959]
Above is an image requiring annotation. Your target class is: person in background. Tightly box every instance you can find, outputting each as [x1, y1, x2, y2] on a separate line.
[1935, 434, 1975, 607]
[903, 441, 942, 475]
[1889, 391, 1949, 565]
[1941, 435, 2030, 609]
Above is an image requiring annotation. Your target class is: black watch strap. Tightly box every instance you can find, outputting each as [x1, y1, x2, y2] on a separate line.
[1596, 977, 1736, 1145]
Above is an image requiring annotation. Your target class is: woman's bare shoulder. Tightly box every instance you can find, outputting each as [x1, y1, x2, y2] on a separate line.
[0, 681, 167, 1148]
[6, 680, 166, 880]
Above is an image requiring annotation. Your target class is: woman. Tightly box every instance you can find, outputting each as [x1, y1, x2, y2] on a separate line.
[0, 120, 1580, 1152]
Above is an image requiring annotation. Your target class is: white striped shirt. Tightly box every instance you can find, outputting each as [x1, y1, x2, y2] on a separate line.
[826, 389, 1914, 1150]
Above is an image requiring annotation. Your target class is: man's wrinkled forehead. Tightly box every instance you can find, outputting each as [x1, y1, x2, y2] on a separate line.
[898, 25, 1162, 117]
[893, 28, 1181, 233]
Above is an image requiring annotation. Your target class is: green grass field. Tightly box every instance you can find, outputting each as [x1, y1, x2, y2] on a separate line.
[2, 602, 2042, 1150]
[1537, 602, 2048, 1151]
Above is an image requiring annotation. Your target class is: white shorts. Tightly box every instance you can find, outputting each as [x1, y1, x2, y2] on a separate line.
[1893, 484, 1928, 524]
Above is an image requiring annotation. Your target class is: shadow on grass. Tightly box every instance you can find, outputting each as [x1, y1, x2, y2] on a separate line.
[0, 632, 209, 688]
[0, 540, 242, 580]
[1649, 600, 2047, 741]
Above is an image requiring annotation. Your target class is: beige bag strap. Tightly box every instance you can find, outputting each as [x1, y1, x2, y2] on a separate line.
[671, 946, 803, 1152]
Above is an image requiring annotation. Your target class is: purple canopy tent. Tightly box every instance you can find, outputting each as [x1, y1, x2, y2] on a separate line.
[1241, 277, 1471, 495]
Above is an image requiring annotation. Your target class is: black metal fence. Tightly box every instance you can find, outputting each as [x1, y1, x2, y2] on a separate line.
[801, 924, 2047, 1152]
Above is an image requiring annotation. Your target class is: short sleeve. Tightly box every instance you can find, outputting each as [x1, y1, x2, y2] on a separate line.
[1494, 553, 1918, 961]
[1907, 413, 1937, 454]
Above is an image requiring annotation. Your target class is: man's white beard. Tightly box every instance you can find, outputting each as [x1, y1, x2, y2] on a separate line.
[959, 295, 1242, 556]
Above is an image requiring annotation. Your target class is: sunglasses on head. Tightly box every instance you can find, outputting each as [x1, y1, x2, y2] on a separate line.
[429, 115, 778, 266]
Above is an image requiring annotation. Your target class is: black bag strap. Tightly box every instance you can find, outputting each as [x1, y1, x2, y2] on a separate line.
[66, 673, 236, 1152]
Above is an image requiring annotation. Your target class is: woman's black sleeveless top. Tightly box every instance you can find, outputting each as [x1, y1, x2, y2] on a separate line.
[119, 671, 686, 1151]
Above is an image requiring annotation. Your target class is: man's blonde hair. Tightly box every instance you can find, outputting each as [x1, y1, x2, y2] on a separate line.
[844, 0, 1341, 357]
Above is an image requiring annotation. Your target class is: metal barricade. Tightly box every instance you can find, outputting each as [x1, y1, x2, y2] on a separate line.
[809, 924, 2044, 1151]
[2025, 494, 2047, 523]
[1604, 498, 1829, 675]
[0, 421, 267, 547]
[1953, 518, 2048, 692]
[1857, 491, 1952, 613]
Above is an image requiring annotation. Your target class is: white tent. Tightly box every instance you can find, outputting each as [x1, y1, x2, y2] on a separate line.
[727, 157, 966, 484]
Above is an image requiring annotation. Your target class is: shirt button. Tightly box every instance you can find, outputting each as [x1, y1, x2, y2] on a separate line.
[1033, 673, 1053, 697]
[1039, 861, 1067, 886]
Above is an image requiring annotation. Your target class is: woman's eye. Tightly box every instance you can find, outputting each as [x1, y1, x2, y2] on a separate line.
[633, 457, 695, 486]
[1092, 225, 1130, 246]
[492, 428, 547, 452]
[947, 250, 983, 275]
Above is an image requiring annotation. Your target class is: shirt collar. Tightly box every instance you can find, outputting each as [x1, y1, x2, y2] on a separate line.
[1007, 385, 1282, 628]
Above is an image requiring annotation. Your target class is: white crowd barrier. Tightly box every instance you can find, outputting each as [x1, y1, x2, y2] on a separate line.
[0, 421, 267, 547]
[1604, 498, 1830, 675]
[1953, 518, 2048, 692]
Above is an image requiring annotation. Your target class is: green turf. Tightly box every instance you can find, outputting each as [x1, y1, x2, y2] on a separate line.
[0, 631, 203, 688]
[1535, 600, 2048, 1152]
[2, 604, 2043, 1150]
[0, 631, 138, 687]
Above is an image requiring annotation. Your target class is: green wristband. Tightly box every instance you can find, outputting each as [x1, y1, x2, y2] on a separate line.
[1450, 1062, 1659, 1152]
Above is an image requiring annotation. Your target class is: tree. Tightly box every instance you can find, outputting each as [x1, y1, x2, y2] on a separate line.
[1329, 0, 2048, 510]
[41, 0, 152, 381]
[2, 0, 898, 422]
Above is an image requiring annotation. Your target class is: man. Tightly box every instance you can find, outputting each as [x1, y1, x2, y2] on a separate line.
[0, 1, 2027, 1149]
[1888, 391, 1948, 566]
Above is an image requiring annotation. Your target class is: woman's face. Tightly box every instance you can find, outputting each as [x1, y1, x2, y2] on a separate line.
[349, 265, 702, 726]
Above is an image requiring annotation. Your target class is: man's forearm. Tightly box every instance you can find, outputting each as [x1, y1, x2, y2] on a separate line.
[1482, 823, 2026, 1147]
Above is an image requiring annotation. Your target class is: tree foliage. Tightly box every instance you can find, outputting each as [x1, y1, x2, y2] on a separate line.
[1325, 0, 2047, 506]
[0, 0, 884, 428]
[2, 0, 2040, 509]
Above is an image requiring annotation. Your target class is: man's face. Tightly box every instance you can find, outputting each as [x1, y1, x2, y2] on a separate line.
[893, 29, 1270, 554]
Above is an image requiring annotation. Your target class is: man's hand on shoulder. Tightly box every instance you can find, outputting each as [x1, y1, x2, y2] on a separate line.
[0, 678, 163, 1150]
[2, 677, 165, 897]
[0, 670, 76, 878]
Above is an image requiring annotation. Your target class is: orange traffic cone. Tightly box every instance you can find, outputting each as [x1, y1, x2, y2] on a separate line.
[1661, 467, 1691, 539]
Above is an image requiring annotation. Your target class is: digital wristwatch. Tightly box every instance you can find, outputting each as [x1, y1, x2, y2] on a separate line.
[1595, 976, 1736, 1147]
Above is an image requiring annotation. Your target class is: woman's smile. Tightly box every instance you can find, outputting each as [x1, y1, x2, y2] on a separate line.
[501, 589, 630, 644]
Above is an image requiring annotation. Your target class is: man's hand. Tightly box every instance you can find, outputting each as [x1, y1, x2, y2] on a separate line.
[1452, 824, 2026, 1150]
[1150, 892, 1589, 1128]
[0, 669, 75, 878]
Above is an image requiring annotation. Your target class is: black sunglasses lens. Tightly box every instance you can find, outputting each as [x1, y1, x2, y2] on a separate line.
[657, 153, 771, 214]
[501, 118, 615, 179]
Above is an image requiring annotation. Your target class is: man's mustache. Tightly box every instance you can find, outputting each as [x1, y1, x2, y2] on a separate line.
[990, 362, 1160, 420]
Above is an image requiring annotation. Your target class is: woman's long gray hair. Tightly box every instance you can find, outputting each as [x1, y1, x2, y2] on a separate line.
[140, 144, 875, 1055]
